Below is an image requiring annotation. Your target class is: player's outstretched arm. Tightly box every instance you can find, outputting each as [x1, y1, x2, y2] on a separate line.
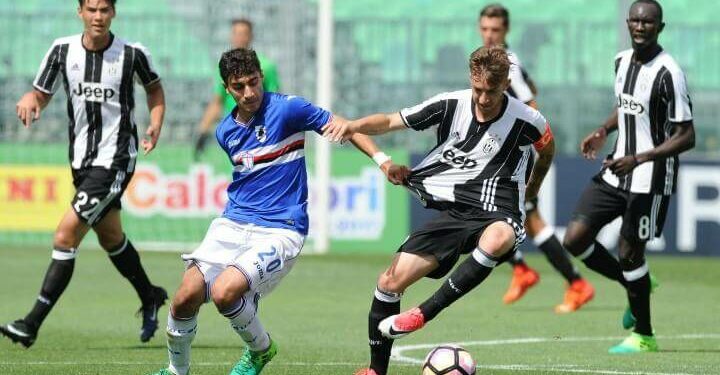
[142, 81, 166, 155]
[16, 89, 51, 128]
[526, 136, 555, 201]
[581, 108, 618, 160]
[322, 112, 406, 143]
[605, 121, 695, 177]
[349, 133, 409, 185]
[330, 114, 410, 185]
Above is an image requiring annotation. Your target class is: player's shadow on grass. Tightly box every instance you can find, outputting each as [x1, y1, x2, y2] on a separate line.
[112, 343, 244, 350]
[509, 305, 622, 312]
[88, 344, 242, 350]
[661, 349, 720, 353]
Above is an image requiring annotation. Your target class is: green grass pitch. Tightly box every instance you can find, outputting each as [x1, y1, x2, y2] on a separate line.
[0, 247, 718, 374]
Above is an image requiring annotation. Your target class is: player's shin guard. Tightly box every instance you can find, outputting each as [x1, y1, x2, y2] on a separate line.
[107, 236, 154, 305]
[576, 241, 626, 287]
[419, 248, 497, 322]
[369, 287, 401, 375]
[224, 293, 271, 352]
[622, 262, 652, 336]
[535, 227, 580, 283]
[167, 312, 197, 375]
[25, 248, 77, 329]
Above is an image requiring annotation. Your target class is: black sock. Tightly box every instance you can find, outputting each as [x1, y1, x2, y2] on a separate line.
[578, 241, 626, 287]
[506, 250, 524, 266]
[107, 237, 154, 305]
[25, 249, 77, 330]
[419, 249, 496, 322]
[623, 265, 652, 336]
[369, 289, 400, 375]
[537, 233, 580, 283]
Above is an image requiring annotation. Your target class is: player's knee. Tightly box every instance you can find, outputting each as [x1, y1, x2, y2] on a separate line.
[53, 230, 78, 249]
[210, 284, 242, 312]
[97, 232, 125, 251]
[172, 291, 202, 318]
[377, 272, 406, 294]
[562, 226, 585, 256]
[480, 225, 515, 257]
[618, 243, 645, 268]
[524, 211, 545, 237]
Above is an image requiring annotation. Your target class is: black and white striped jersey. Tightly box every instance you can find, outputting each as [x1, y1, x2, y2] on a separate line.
[602, 48, 692, 195]
[33, 33, 160, 172]
[507, 50, 534, 104]
[400, 90, 548, 220]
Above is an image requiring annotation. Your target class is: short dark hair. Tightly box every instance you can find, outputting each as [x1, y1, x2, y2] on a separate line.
[231, 18, 253, 32]
[78, 0, 117, 8]
[479, 3, 510, 28]
[469, 46, 510, 86]
[219, 48, 262, 84]
[631, 0, 663, 22]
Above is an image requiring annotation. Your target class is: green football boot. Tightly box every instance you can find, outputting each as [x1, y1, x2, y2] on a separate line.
[608, 332, 659, 354]
[622, 274, 659, 329]
[230, 339, 278, 375]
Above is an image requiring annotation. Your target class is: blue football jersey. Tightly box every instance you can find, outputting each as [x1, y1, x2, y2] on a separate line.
[215, 92, 331, 235]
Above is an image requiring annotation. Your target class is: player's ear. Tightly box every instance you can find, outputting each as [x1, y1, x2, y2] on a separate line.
[658, 21, 665, 34]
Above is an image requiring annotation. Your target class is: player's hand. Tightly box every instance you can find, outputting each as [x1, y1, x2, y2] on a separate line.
[16, 92, 42, 128]
[580, 127, 607, 160]
[380, 161, 410, 185]
[194, 132, 210, 161]
[321, 118, 354, 143]
[142, 124, 162, 155]
[603, 155, 638, 177]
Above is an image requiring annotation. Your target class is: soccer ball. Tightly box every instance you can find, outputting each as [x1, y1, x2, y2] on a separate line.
[422, 345, 476, 375]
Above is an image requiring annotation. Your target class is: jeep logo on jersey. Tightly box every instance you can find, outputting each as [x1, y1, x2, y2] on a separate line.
[616, 93, 645, 115]
[72, 82, 115, 103]
[441, 148, 477, 170]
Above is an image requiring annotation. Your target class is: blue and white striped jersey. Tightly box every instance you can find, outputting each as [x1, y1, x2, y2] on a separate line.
[216, 93, 331, 235]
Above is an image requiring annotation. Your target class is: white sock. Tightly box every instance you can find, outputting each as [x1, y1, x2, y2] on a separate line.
[222, 292, 270, 352]
[167, 312, 197, 375]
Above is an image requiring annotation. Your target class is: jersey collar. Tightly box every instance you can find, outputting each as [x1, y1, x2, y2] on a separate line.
[231, 93, 269, 128]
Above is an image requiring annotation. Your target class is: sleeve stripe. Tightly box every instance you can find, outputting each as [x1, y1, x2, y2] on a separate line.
[133, 47, 159, 85]
[403, 101, 446, 131]
[399, 111, 411, 128]
[44, 44, 68, 93]
[36, 44, 61, 91]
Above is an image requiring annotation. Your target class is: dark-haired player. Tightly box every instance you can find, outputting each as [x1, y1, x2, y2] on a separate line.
[1, 0, 167, 347]
[148, 48, 401, 375]
[563, 0, 695, 353]
[478, 3, 595, 312]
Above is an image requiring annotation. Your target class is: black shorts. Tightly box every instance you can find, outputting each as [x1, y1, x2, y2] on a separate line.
[572, 176, 671, 243]
[399, 210, 525, 279]
[71, 167, 133, 226]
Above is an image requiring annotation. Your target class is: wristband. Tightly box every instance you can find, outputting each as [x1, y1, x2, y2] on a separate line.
[372, 152, 391, 166]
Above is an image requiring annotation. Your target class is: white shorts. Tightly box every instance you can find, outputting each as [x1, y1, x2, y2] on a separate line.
[182, 217, 305, 301]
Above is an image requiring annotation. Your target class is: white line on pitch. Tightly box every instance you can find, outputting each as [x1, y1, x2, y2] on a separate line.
[0, 361, 416, 367]
[393, 333, 720, 375]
